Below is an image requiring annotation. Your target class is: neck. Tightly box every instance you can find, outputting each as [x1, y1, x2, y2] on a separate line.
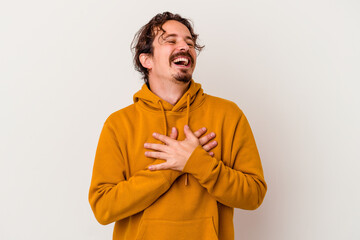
[148, 78, 190, 105]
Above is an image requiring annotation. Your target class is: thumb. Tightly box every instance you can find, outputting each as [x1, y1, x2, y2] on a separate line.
[148, 162, 169, 171]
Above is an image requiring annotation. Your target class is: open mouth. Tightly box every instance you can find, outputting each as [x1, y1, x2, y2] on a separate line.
[172, 56, 191, 67]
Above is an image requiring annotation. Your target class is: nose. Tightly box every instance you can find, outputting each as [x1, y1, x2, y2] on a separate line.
[177, 40, 189, 52]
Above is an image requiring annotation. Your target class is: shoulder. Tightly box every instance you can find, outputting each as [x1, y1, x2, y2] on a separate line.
[104, 104, 136, 127]
[205, 94, 244, 118]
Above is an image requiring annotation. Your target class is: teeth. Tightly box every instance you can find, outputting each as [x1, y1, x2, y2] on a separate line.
[173, 57, 189, 65]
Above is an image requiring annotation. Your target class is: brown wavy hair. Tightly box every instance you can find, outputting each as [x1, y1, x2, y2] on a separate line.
[131, 12, 204, 83]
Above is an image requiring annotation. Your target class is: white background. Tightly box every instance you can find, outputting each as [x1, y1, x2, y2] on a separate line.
[1, 0, 359, 239]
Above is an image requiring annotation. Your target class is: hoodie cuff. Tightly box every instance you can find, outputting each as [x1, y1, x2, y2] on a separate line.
[183, 145, 218, 181]
[148, 159, 183, 184]
[160, 169, 183, 184]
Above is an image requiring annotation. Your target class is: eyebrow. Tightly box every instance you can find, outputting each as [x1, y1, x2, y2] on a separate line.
[163, 33, 194, 41]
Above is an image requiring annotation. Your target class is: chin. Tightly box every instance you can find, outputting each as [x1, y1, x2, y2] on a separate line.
[172, 71, 192, 83]
[174, 75, 191, 83]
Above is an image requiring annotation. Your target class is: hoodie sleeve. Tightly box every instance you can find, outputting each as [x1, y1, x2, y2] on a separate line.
[89, 121, 182, 225]
[183, 111, 267, 210]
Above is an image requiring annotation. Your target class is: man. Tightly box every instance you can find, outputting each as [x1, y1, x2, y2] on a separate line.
[89, 12, 267, 240]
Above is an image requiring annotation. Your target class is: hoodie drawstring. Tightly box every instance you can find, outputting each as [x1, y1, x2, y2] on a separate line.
[157, 94, 191, 186]
[186, 93, 190, 126]
[157, 100, 167, 136]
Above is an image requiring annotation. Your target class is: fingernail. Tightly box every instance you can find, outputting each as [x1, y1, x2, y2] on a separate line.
[152, 132, 157, 137]
[185, 125, 189, 129]
[211, 132, 215, 137]
[144, 143, 148, 147]
[148, 166, 154, 170]
[202, 127, 206, 131]
[172, 127, 176, 132]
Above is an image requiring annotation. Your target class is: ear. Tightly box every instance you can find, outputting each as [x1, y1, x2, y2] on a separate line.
[139, 53, 152, 70]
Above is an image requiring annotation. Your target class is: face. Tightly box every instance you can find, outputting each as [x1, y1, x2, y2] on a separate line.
[141, 20, 197, 84]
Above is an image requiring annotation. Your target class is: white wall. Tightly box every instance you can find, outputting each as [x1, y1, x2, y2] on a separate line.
[1, 0, 359, 239]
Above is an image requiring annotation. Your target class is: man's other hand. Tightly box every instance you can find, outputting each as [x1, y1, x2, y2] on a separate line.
[144, 125, 217, 171]
[169, 126, 217, 157]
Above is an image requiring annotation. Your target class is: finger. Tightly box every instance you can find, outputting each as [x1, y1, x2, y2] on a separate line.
[148, 162, 170, 171]
[184, 125, 197, 141]
[152, 132, 174, 145]
[202, 140, 218, 152]
[193, 127, 207, 138]
[169, 127, 178, 139]
[199, 132, 216, 146]
[209, 152, 214, 157]
[144, 142, 168, 152]
[144, 151, 167, 160]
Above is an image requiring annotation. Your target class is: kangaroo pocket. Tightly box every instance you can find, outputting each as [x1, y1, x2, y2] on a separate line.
[135, 217, 218, 240]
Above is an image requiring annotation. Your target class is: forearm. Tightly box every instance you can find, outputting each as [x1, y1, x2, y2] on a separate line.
[89, 164, 182, 225]
[183, 146, 267, 210]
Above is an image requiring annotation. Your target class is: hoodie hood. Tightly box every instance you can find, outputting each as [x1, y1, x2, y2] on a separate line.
[133, 79, 205, 113]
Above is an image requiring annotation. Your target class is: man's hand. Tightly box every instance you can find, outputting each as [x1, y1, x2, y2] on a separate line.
[168, 126, 217, 157]
[144, 125, 217, 171]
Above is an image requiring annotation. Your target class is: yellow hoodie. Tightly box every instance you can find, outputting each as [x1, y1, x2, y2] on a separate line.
[89, 80, 267, 240]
